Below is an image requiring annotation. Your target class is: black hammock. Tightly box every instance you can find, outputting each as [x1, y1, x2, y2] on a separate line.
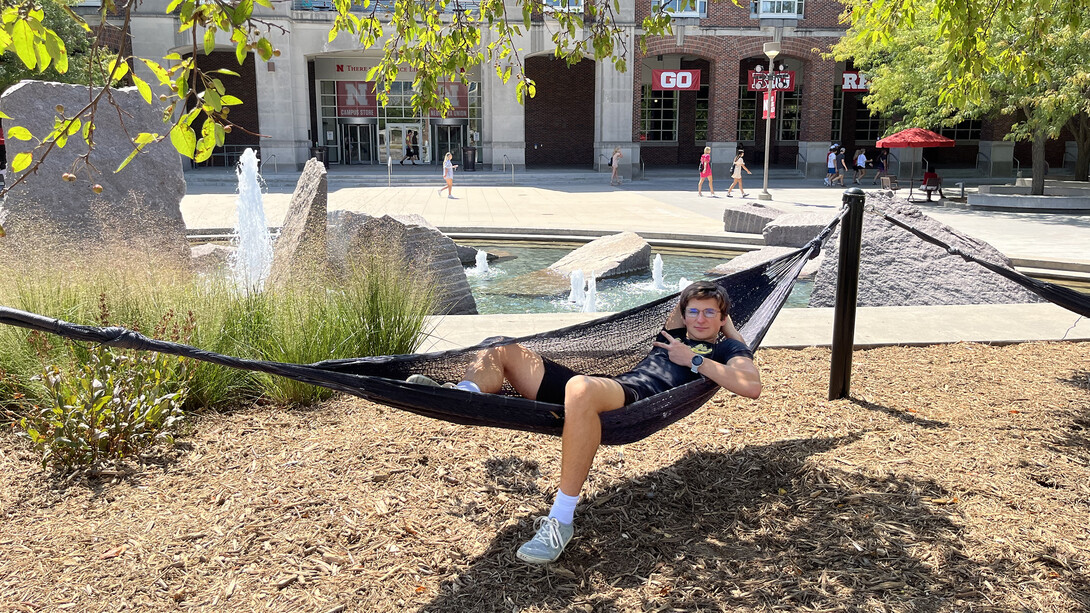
[0, 211, 843, 446]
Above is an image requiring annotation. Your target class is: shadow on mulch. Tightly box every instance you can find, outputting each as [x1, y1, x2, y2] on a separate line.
[847, 396, 949, 429]
[423, 434, 1074, 612]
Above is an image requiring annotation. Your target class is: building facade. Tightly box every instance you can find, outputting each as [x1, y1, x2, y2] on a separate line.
[123, 0, 1069, 178]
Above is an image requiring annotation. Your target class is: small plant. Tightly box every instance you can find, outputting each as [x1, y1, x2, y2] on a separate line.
[17, 343, 192, 471]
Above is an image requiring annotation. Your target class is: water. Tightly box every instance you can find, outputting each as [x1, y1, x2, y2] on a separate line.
[474, 249, 489, 274]
[465, 243, 813, 314]
[231, 148, 273, 292]
[652, 254, 667, 290]
[568, 269, 586, 304]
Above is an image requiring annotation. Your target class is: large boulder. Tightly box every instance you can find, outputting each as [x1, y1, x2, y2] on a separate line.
[549, 231, 651, 279]
[762, 212, 839, 248]
[808, 196, 1044, 307]
[0, 80, 189, 262]
[267, 158, 328, 287]
[722, 202, 785, 234]
[327, 212, 477, 315]
[708, 246, 824, 279]
[489, 231, 651, 297]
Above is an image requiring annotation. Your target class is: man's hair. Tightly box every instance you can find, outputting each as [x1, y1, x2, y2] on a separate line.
[679, 281, 732, 316]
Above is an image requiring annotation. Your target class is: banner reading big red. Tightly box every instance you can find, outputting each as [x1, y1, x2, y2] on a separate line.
[747, 70, 795, 92]
[336, 81, 377, 117]
[651, 69, 702, 91]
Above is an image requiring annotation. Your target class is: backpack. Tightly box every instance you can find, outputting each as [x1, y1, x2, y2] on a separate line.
[698, 160, 706, 172]
[607, 155, 613, 167]
[729, 163, 736, 176]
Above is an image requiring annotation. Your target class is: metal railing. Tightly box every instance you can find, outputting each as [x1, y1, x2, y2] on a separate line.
[598, 153, 609, 172]
[501, 154, 514, 183]
[975, 150, 990, 176]
[794, 150, 806, 174]
[258, 153, 277, 174]
[1014, 156, 1021, 176]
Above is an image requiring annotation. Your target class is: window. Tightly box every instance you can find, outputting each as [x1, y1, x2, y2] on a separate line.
[940, 119, 981, 141]
[320, 81, 337, 120]
[829, 85, 843, 142]
[854, 103, 889, 142]
[542, 0, 583, 11]
[736, 83, 757, 142]
[694, 83, 709, 143]
[750, 0, 803, 18]
[777, 88, 801, 141]
[658, 0, 707, 17]
[640, 85, 678, 141]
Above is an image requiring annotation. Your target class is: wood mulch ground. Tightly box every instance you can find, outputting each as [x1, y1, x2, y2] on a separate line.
[1, 342, 1088, 612]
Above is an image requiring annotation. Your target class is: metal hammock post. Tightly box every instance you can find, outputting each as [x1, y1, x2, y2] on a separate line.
[829, 188, 866, 400]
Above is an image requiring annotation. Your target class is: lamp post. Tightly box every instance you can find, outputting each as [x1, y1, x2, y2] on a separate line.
[758, 41, 781, 201]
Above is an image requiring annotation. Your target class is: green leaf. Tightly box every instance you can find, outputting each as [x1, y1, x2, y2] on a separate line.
[11, 151, 32, 173]
[255, 0, 272, 8]
[255, 38, 273, 62]
[169, 124, 197, 158]
[232, 0, 253, 25]
[220, 95, 243, 106]
[44, 31, 67, 74]
[11, 20, 37, 70]
[133, 75, 153, 104]
[235, 42, 247, 65]
[203, 27, 216, 56]
[0, 112, 10, 120]
[211, 68, 241, 77]
[7, 126, 33, 141]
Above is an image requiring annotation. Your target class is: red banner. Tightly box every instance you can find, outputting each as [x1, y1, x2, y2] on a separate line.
[335, 81, 377, 117]
[747, 70, 795, 92]
[428, 82, 470, 118]
[841, 71, 870, 92]
[651, 69, 702, 91]
[763, 90, 777, 119]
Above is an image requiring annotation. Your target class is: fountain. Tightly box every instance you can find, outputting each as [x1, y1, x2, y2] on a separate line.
[231, 148, 273, 292]
[678, 277, 693, 292]
[568, 270, 586, 304]
[474, 249, 490, 274]
[652, 254, 667, 290]
[582, 272, 597, 313]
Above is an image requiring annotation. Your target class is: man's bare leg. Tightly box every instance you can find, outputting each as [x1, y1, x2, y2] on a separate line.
[557, 376, 626, 496]
[463, 343, 547, 399]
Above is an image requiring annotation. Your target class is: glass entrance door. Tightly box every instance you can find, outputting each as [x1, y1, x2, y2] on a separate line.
[341, 124, 374, 165]
[384, 123, 422, 164]
[435, 125, 465, 165]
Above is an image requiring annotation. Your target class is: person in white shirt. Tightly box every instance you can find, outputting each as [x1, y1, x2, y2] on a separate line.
[854, 149, 868, 184]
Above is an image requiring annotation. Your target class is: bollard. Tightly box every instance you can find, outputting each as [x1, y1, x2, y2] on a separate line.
[828, 188, 866, 400]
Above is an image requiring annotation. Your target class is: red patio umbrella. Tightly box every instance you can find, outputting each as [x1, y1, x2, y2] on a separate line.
[875, 128, 955, 199]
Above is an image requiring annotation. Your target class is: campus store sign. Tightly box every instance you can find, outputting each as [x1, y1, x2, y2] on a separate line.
[336, 81, 378, 117]
[651, 69, 701, 91]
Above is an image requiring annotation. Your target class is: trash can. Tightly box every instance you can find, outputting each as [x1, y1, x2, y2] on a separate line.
[309, 146, 329, 168]
[462, 146, 477, 171]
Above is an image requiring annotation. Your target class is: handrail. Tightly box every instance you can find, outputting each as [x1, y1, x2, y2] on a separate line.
[1063, 150, 1077, 171]
[639, 159, 645, 180]
[794, 150, 806, 174]
[502, 154, 514, 183]
[1013, 156, 1021, 176]
[975, 150, 990, 176]
[258, 153, 277, 174]
[598, 153, 608, 171]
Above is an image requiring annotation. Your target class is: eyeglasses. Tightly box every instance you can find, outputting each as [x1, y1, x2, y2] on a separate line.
[684, 307, 721, 319]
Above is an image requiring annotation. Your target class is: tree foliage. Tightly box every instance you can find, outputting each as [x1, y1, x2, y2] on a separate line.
[835, 0, 1090, 190]
[0, 0, 115, 91]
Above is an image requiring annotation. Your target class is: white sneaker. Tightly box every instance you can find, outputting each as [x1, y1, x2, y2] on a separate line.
[516, 517, 574, 564]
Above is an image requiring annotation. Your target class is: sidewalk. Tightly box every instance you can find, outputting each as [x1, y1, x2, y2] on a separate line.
[180, 167, 1090, 349]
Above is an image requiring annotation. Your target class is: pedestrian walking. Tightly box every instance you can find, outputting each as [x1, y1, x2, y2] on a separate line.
[854, 148, 868, 184]
[697, 146, 715, 196]
[438, 151, 458, 198]
[610, 147, 623, 186]
[725, 150, 751, 197]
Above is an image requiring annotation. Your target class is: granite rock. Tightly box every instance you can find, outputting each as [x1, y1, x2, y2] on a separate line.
[267, 158, 328, 287]
[762, 212, 839, 248]
[0, 80, 189, 262]
[722, 202, 785, 234]
[808, 194, 1044, 307]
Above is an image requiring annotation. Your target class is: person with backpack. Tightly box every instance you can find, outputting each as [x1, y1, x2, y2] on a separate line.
[725, 150, 752, 197]
[610, 146, 623, 186]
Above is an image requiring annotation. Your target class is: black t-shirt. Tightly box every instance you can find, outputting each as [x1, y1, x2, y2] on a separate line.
[612, 328, 754, 402]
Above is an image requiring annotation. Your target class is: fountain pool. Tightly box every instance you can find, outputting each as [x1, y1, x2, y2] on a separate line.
[464, 242, 813, 315]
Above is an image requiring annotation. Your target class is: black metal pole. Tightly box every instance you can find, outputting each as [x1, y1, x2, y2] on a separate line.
[829, 188, 866, 400]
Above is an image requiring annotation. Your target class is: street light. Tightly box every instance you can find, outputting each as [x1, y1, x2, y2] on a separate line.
[758, 41, 781, 201]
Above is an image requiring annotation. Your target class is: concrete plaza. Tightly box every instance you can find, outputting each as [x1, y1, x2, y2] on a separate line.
[179, 167, 1090, 350]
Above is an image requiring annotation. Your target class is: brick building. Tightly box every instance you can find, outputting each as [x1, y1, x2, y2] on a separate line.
[120, 0, 1072, 177]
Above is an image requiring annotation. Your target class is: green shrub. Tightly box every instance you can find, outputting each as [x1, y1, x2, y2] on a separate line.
[17, 344, 191, 470]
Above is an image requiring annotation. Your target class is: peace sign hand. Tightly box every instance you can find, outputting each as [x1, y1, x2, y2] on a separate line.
[651, 331, 696, 367]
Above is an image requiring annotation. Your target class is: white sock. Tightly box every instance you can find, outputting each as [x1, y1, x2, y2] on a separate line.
[548, 490, 579, 525]
[455, 380, 481, 393]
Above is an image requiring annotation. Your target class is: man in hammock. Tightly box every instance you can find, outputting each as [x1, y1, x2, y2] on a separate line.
[409, 281, 762, 563]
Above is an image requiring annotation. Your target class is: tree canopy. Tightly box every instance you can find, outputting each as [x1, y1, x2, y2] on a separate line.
[835, 0, 1090, 190]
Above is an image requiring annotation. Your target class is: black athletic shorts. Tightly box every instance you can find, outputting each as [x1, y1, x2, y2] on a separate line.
[537, 358, 637, 406]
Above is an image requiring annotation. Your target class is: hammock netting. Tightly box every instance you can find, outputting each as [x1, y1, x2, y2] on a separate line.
[2, 204, 1087, 445]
